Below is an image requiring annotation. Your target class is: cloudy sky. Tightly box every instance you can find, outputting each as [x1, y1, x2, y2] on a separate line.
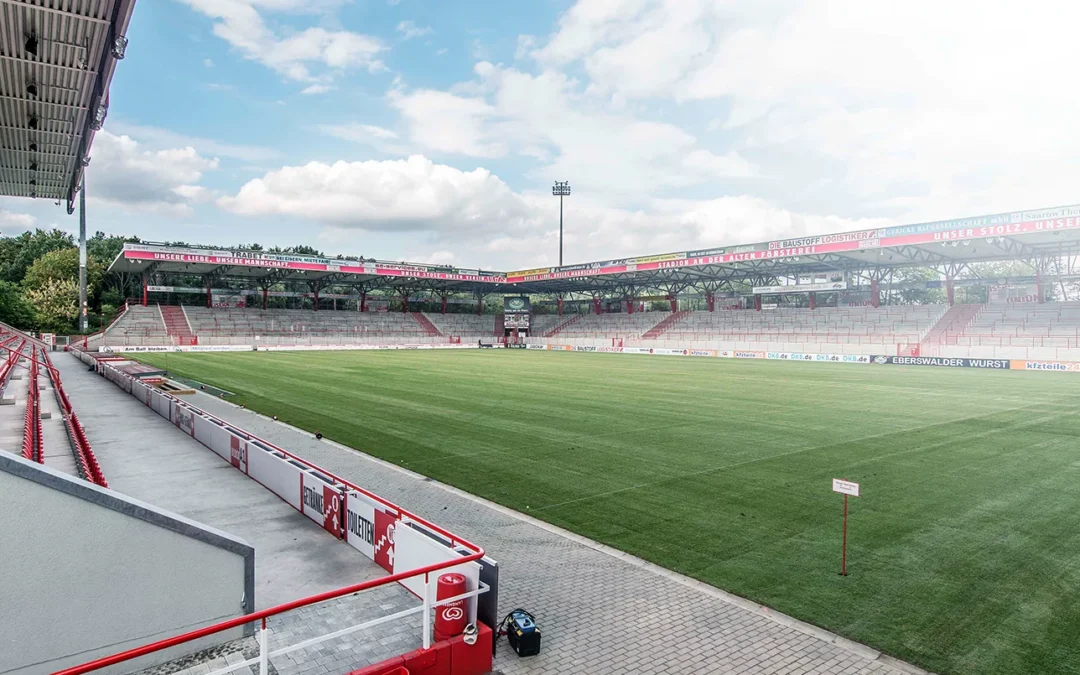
[1, 0, 1077, 270]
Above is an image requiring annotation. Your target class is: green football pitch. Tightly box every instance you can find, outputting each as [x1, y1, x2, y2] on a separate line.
[132, 349, 1080, 675]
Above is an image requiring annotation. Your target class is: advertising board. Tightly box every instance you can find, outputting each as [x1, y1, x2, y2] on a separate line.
[871, 355, 1010, 369]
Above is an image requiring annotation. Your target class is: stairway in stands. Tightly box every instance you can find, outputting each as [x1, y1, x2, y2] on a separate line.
[409, 312, 443, 337]
[544, 314, 581, 337]
[160, 305, 196, 344]
[922, 304, 981, 349]
[642, 311, 689, 339]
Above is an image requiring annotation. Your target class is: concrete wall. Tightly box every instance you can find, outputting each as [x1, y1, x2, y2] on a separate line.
[0, 453, 255, 675]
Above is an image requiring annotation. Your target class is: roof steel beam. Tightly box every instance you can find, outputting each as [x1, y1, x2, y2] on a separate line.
[0, 54, 98, 76]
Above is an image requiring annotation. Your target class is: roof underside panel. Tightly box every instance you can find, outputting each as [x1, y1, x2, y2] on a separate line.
[0, 0, 135, 208]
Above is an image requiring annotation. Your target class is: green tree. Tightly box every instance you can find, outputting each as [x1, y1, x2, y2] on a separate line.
[0, 281, 36, 328]
[23, 248, 105, 303]
[270, 245, 325, 257]
[25, 278, 77, 331]
[87, 231, 140, 267]
[890, 267, 947, 305]
[0, 229, 75, 284]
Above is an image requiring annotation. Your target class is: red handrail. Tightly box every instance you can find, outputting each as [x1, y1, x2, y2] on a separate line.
[41, 350, 108, 487]
[52, 534, 483, 675]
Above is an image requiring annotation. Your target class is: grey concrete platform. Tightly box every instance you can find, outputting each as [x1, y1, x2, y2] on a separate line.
[51, 355, 424, 674]
[0, 369, 29, 454]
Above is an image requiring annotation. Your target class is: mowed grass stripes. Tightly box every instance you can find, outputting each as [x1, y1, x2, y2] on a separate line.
[133, 350, 1080, 675]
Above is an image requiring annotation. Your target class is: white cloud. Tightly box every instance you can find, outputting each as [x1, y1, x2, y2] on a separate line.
[88, 131, 219, 215]
[396, 20, 433, 41]
[533, 0, 1080, 219]
[0, 211, 37, 231]
[317, 123, 407, 154]
[390, 63, 756, 194]
[389, 88, 506, 158]
[181, 0, 385, 82]
[320, 123, 399, 141]
[217, 155, 882, 269]
[109, 122, 281, 162]
[202, 58, 215, 67]
[300, 84, 335, 95]
[515, 35, 536, 60]
[219, 156, 536, 238]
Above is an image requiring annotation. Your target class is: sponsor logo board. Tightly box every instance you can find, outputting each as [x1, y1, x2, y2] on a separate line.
[872, 355, 1010, 369]
[229, 435, 248, 473]
[1011, 360, 1080, 372]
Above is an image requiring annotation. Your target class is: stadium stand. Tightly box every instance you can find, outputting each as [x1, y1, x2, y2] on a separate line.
[936, 302, 1080, 360]
[83, 301, 1080, 360]
[523, 305, 948, 356]
[422, 312, 496, 337]
[161, 305, 196, 344]
[0, 327, 106, 487]
[184, 307, 442, 346]
[528, 314, 566, 336]
[542, 312, 670, 341]
[106, 304, 170, 345]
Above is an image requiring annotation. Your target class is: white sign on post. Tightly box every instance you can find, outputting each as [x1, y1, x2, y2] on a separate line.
[832, 478, 860, 497]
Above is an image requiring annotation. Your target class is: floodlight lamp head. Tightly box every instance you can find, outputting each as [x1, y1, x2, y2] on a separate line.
[552, 180, 571, 196]
[112, 35, 128, 60]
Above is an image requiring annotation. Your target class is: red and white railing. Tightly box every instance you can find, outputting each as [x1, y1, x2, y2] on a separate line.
[52, 558, 489, 675]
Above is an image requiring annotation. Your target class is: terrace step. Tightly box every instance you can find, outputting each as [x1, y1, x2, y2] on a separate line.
[642, 311, 690, 340]
[409, 312, 443, 337]
[544, 314, 581, 337]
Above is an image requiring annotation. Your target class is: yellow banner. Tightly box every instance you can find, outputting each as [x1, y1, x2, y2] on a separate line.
[627, 253, 683, 264]
[507, 267, 551, 277]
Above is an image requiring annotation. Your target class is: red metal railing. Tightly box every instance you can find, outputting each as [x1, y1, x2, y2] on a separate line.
[22, 346, 42, 463]
[51, 552, 486, 675]
[41, 350, 108, 487]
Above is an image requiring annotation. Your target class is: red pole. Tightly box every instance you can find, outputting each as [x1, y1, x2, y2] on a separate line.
[313, 285, 319, 312]
[206, 280, 211, 308]
[557, 297, 563, 316]
[142, 274, 148, 307]
[841, 493, 849, 576]
[262, 287, 268, 310]
[441, 296, 447, 315]
[360, 291, 367, 313]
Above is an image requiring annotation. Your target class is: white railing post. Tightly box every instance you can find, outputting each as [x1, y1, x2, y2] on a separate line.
[422, 573, 432, 650]
[258, 619, 269, 675]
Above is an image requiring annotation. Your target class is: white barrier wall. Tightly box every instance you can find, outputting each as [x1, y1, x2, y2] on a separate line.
[90, 354, 488, 624]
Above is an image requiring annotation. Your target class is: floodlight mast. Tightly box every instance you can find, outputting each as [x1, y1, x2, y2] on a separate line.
[552, 181, 571, 267]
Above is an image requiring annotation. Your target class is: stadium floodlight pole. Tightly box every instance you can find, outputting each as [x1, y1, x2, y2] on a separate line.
[552, 181, 571, 267]
[78, 175, 88, 332]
